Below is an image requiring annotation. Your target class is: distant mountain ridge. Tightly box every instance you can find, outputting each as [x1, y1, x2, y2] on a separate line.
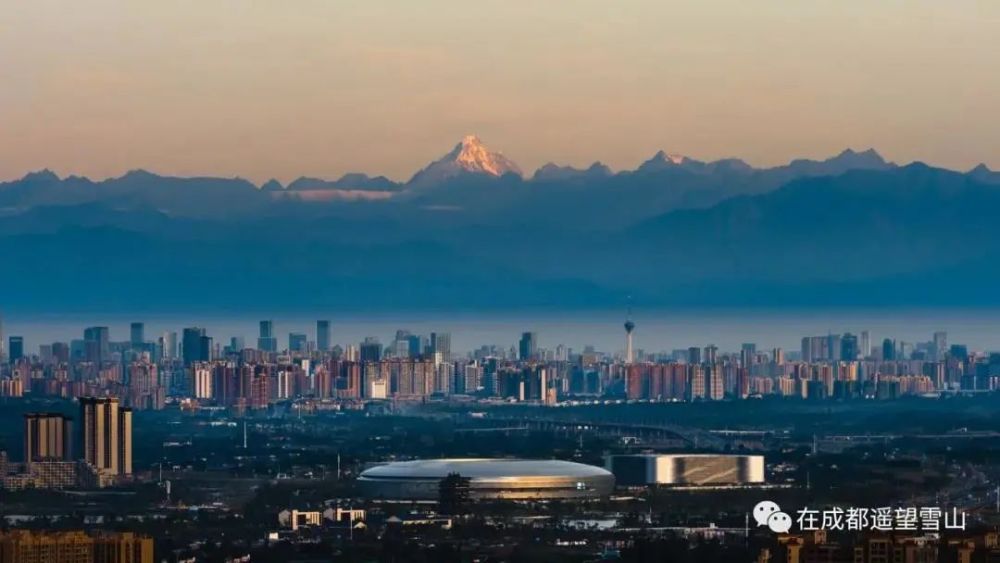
[969, 163, 1000, 184]
[533, 161, 613, 181]
[286, 173, 400, 192]
[0, 138, 907, 224]
[3, 136, 898, 199]
[3, 139, 999, 312]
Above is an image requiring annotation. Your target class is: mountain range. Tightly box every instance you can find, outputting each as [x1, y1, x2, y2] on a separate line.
[1, 136, 999, 313]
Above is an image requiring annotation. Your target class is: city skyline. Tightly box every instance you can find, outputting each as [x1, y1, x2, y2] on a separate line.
[4, 309, 1000, 358]
[0, 310, 988, 410]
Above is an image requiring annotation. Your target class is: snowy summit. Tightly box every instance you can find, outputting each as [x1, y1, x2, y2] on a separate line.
[408, 135, 523, 186]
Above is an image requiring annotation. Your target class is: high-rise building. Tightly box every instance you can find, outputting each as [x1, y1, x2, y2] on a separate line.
[52, 341, 70, 363]
[688, 365, 706, 400]
[258, 320, 277, 353]
[0, 312, 4, 361]
[8, 336, 24, 363]
[430, 332, 452, 361]
[827, 333, 841, 362]
[360, 337, 382, 363]
[801, 335, 828, 363]
[740, 343, 756, 367]
[80, 397, 133, 478]
[624, 318, 636, 365]
[933, 331, 947, 360]
[161, 331, 178, 359]
[860, 330, 871, 358]
[407, 334, 423, 358]
[181, 327, 206, 366]
[83, 326, 110, 365]
[93, 531, 154, 563]
[199, 335, 213, 362]
[129, 322, 145, 347]
[0, 530, 154, 563]
[554, 344, 568, 362]
[704, 344, 718, 365]
[949, 344, 969, 362]
[0, 530, 94, 563]
[392, 336, 410, 359]
[289, 332, 308, 353]
[192, 364, 214, 399]
[24, 413, 72, 462]
[840, 333, 858, 361]
[119, 406, 132, 477]
[705, 364, 724, 400]
[317, 320, 331, 352]
[882, 338, 896, 361]
[687, 346, 701, 365]
[518, 332, 537, 361]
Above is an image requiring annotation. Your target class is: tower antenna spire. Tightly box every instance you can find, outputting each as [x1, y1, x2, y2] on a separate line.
[624, 295, 636, 365]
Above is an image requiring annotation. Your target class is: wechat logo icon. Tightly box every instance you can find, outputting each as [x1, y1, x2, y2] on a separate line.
[753, 500, 793, 533]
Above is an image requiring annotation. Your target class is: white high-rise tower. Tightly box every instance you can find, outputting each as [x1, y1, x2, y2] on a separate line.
[624, 304, 635, 365]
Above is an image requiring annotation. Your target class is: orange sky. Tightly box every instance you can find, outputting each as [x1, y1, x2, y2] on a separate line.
[2, 0, 998, 184]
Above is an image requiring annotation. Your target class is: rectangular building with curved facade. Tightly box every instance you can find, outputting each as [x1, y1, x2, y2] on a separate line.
[607, 454, 764, 487]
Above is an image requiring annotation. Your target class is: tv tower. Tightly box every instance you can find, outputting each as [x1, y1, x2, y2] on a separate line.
[624, 298, 635, 364]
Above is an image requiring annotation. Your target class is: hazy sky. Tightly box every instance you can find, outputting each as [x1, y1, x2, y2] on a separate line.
[2, 0, 998, 184]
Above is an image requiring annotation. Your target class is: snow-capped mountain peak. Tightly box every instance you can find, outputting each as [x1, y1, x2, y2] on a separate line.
[659, 151, 688, 165]
[453, 135, 518, 176]
[637, 150, 700, 173]
[408, 135, 522, 186]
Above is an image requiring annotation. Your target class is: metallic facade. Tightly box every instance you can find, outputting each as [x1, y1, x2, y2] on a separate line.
[358, 458, 614, 500]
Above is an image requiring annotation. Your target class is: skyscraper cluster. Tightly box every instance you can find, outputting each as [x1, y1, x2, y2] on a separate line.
[0, 317, 993, 412]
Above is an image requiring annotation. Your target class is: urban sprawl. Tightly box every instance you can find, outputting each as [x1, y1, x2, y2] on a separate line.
[0, 319, 987, 408]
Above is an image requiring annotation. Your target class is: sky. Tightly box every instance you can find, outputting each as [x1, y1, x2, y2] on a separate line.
[2, 0, 998, 184]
